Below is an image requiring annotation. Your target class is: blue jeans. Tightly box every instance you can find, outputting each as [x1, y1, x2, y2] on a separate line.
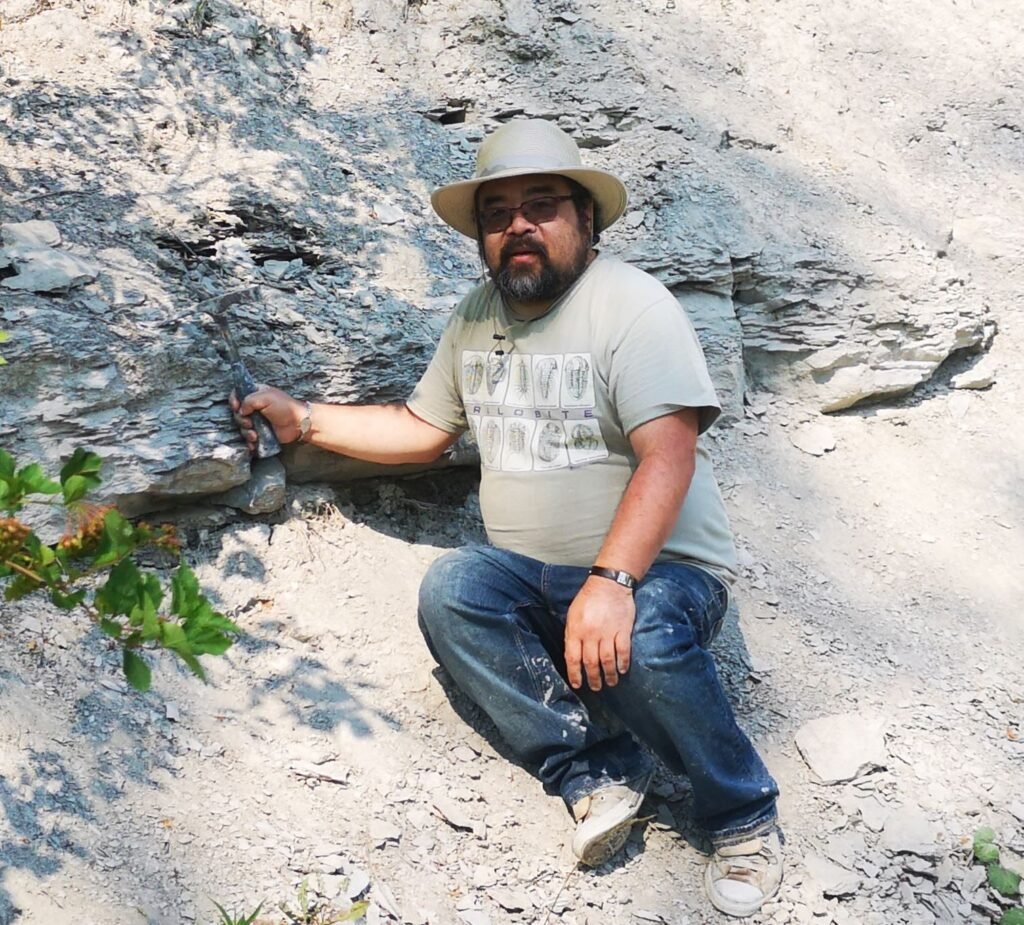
[417, 545, 779, 843]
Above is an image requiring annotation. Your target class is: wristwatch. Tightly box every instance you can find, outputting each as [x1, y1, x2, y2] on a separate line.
[297, 401, 313, 443]
[588, 566, 637, 590]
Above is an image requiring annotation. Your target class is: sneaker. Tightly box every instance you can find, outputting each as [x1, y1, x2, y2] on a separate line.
[570, 774, 651, 867]
[704, 828, 783, 917]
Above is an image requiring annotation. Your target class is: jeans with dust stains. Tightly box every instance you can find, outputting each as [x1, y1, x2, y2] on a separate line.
[417, 545, 779, 844]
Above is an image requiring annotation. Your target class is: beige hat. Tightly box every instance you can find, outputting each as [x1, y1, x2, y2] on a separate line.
[431, 119, 628, 240]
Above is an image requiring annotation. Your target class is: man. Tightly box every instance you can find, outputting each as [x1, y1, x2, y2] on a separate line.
[231, 119, 782, 917]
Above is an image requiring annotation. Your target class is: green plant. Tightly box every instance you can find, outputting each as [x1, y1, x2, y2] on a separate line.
[279, 879, 369, 924]
[0, 330, 9, 365]
[0, 447, 239, 691]
[213, 900, 264, 925]
[187, 0, 213, 35]
[972, 827, 1023, 915]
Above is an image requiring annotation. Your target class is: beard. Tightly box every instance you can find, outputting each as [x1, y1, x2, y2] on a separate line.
[490, 234, 591, 304]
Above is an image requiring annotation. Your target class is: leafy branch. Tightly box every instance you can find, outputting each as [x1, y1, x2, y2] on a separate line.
[1, 447, 239, 691]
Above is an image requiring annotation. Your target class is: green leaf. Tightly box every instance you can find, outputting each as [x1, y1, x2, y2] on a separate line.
[159, 621, 189, 651]
[16, 463, 61, 496]
[99, 617, 123, 639]
[1000, 908, 1024, 925]
[91, 509, 137, 567]
[0, 449, 15, 479]
[337, 901, 371, 922]
[188, 628, 233, 656]
[171, 562, 201, 618]
[989, 864, 1022, 898]
[94, 559, 143, 616]
[59, 448, 103, 486]
[122, 649, 152, 692]
[50, 588, 86, 610]
[975, 826, 998, 846]
[976, 842, 1001, 864]
[175, 648, 206, 681]
[62, 474, 90, 504]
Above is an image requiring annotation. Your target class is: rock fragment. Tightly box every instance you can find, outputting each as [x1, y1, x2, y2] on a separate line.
[789, 422, 837, 456]
[951, 359, 997, 390]
[880, 807, 942, 858]
[805, 853, 862, 897]
[795, 713, 887, 784]
[213, 456, 287, 514]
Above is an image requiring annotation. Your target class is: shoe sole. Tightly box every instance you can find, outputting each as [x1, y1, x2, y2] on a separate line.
[703, 851, 782, 917]
[571, 774, 651, 867]
[575, 817, 636, 867]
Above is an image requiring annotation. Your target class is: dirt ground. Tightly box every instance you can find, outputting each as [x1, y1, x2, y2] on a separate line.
[2, 1, 1023, 924]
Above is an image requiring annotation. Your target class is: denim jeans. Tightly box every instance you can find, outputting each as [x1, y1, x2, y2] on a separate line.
[417, 545, 779, 843]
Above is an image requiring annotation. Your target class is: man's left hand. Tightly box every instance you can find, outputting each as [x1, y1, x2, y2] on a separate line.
[564, 577, 635, 692]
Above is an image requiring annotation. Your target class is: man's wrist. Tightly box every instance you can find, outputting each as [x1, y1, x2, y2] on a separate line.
[588, 566, 638, 591]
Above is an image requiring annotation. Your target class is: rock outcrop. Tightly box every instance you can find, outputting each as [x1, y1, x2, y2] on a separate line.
[1, 0, 1017, 514]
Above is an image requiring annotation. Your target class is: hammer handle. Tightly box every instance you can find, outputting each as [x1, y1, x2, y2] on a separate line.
[232, 362, 282, 458]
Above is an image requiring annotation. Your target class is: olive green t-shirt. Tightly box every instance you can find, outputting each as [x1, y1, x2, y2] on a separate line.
[407, 254, 738, 584]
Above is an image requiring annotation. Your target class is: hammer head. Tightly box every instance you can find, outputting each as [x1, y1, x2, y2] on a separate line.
[196, 285, 261, 317]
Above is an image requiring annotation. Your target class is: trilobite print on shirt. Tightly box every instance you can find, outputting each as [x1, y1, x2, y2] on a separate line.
[463, 352, 608, 471]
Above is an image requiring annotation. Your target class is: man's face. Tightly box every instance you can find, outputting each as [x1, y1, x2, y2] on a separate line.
[476, 174, 593, 307]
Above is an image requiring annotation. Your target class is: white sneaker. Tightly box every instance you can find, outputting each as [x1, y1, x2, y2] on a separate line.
[570, 774, 651, 867]
[704, 828, 783, 917]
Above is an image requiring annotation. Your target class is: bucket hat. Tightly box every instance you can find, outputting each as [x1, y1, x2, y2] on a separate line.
[431, 119, 628, 240]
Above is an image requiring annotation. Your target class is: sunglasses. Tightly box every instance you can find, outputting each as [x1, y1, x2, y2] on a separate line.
[478, 195, 575, 234]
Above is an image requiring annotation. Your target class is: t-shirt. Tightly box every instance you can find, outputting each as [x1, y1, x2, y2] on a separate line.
[407, 253, 739, 584]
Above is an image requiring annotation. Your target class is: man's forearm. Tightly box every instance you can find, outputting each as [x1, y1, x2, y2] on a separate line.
[592, 451, 694, 580]
[304, 402, 459, 464]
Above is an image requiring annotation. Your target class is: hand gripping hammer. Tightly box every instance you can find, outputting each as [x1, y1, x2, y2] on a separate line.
[200, 287, 282, 459]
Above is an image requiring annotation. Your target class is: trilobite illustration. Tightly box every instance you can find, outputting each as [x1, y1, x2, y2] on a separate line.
[462, 355, 484, 395]
[507, 421, 528, 457]
[537, 422, 565, 463]
[565, 355, 590, 401]
[486, 354, 508, 396]
[536, 357, 558, 401]
[571, 423, 600, 451]
[512, 357, 530, 398]
[483, 420, 502, 465]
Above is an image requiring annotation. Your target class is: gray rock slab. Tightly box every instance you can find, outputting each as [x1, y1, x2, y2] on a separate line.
[212, 456, 286, 514]
[880, 807, 942, 859]
[1, 220, 61, 248]
[2, 246, 98, 292]
[805, 852, 862, 897]
[795, 712, 888, 784]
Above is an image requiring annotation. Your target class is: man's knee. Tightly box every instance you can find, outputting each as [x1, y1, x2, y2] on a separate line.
[418, 545, 542, 651]
[419, 546, 486, 616]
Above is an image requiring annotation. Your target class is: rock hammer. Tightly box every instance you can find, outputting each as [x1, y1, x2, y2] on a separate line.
[199, 286, 282, 459]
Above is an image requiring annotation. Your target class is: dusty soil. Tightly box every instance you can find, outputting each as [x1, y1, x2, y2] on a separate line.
[2, 1, 1023, 924]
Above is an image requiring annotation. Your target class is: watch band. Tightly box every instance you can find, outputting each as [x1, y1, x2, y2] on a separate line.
[588, 566, 637, 590]
[297, 401, 313, 443]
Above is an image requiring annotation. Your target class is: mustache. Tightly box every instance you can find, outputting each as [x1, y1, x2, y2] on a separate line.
[500, 239, 548, 262]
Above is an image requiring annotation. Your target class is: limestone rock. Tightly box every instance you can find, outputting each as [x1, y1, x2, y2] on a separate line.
[1, 220, 62, 249]
[790, 422, 837, 456]
[951, 358, 997, 390]
[805, 852, 862, 897]
[795, 713, 888, 784]
[1, 246, 98, 292]
[212, 457, 287, 514]
[880, 807, 942, 859]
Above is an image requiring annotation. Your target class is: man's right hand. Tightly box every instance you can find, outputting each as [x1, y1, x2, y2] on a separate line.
[229, 387, 306, 452]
